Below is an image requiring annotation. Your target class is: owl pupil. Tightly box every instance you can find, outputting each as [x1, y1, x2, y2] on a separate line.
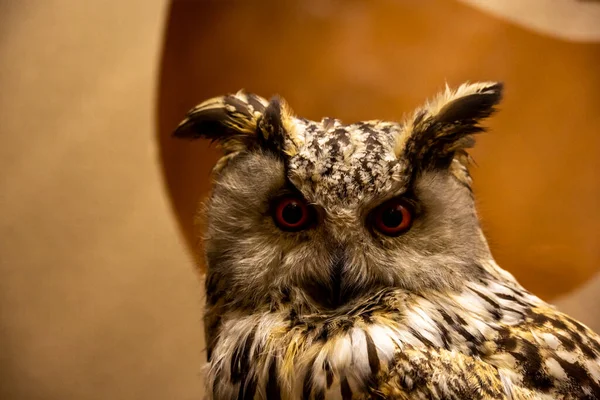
[282, 203, 303, 224]
[382, 207, 404, 228]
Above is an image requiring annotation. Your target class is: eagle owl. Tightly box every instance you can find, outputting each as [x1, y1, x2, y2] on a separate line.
[174, 82, 600, 399]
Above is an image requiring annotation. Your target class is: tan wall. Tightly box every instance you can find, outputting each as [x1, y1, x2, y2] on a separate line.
[0, 2, 204, 399]
[1, 1, 599, 399]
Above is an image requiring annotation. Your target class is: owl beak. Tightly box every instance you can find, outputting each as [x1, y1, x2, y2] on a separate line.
[329, 256, 345, 308]
[303, 250, 353, 309]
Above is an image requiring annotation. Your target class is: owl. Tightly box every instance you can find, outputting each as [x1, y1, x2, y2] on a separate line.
[174, 82, 600, 399]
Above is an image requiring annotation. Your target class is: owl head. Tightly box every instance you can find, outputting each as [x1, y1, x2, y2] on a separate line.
[175, 82, 503, 314]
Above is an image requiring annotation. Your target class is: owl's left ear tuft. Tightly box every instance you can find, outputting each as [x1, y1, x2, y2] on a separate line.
[174, 92, 297, 165]
[173, 91, 268, 154]
[399, 82, 503, 173]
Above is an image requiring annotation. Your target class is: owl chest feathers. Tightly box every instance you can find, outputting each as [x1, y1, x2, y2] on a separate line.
[206, 275, 600, 400]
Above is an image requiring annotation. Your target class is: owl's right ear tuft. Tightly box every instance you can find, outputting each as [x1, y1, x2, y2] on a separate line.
[173, 91, 269, 154]
[399, 82, 503, 174]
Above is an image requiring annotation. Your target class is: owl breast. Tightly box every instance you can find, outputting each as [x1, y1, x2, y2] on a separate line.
[206, 273, 600, 400]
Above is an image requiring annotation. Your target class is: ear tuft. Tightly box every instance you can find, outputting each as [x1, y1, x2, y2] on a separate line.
[173, 91, 298, 172]
[173, 91, 268, 153]
[400, 81, 503, 176]
[436, 82, 503, 124]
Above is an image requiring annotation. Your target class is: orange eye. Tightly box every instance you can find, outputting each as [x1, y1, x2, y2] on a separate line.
[372, 199, 412, 236]
[273, 197, 312, 231]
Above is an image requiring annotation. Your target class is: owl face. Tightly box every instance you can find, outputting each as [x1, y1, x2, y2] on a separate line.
[176, 82, 502, 313]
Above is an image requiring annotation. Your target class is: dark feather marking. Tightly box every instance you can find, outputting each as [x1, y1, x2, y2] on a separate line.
[495, 327, 518, 352]
[556, 357, 600, 397]
[550, 318, 569, 331]
[454, 176, 474, 192]
[592, 341, 600, 356]
[456, 326, 480, 354]
[340, 377, 353, 400]
[556, 332, 576, 351]
[471, 288, 502, 320]
[410, 328, 435, 348]
[528, 311, 568, 334]
[569, 328, 583, 343]
[203, 311, 221, 361]
[302, 368, 313, 400]
[370, 391, 387, 400]
[316, 324, 329, 342]
[566, 329, 600, 358]
[266, 358, 281, 400]
[238, 375, 257, 400]
[433, 318, 452, 349]
[510, 339, 553, 392]
[204, 272, 221, 305]
[567, 316, 590, 333]
[579, 341, 598, 359]
[364, 330, 381, 381]
[439, 309, 455, 325]
[472, 263, 493, 283]
[313, 388, 325, 400]
[495, 292, 529, 308]
[230, 326, 256, 383]
[212, 375, 219, 399]
[339, 319, 354, 332]
[324, 359, 334, 388]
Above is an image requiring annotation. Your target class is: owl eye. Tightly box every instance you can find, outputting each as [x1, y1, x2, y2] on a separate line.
[372, 198, 412, 236]
[273, 197, 312, 231]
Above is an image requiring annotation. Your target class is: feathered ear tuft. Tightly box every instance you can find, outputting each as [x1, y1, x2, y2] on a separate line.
[173, 91, 269, 154]
[398, 82, 503, 175]
[174, 91, 297, 172]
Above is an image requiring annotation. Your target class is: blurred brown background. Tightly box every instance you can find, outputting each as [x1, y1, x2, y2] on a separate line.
[1, 1, 599, 399]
